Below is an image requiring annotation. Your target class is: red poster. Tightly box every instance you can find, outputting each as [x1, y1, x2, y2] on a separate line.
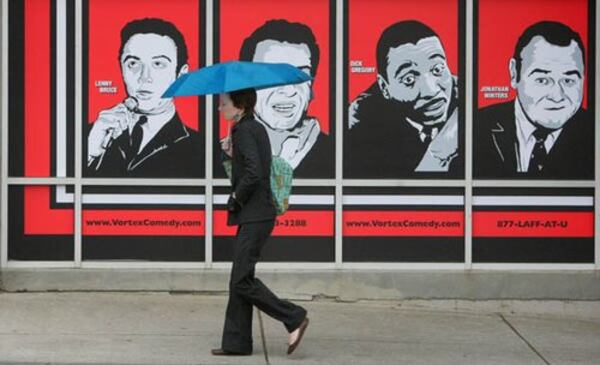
[348, 0, 459, 102]
[19, 1, 207, 241]
[473, 211, 594, 238]
[85, 0, 204, 178]
[477, 0, 589, 108]
[87, 0, 200, 127]
[474, 0, 594, 179]
[345, 0, 464, 178]
[216, 0, 335, 178]
[214, 210, 334, 237]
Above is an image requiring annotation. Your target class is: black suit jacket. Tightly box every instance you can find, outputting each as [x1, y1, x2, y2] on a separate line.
[293, 130, 334, 178]
[345, 83, 460, 178]
[474, 101, 594, 179]
[228, 115, 277, 226]
[87, 113, 203, 178]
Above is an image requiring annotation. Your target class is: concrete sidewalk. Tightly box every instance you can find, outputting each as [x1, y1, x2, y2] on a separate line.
[0, 292, 599, 365]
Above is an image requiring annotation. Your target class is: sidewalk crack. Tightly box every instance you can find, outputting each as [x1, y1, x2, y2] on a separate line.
[498, 314, 550, 365]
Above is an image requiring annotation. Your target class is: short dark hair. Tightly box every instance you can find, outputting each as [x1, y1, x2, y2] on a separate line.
[376, 21, 439, 81]
[119, 18, 189, 74]
[513, 21, 585, 81]
[239, 19, 320, 77]
[230, 88, 257, 115]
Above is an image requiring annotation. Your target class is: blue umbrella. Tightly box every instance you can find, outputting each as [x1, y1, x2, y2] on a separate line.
[162, 61, 312, 97]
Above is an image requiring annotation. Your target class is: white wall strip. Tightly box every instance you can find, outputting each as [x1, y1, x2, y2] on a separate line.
[80, 193, 206, 205]
[464, 0, 474, 270]
[334, 0, 344, 269]
[1, 0, 8, 268]
[341, 263, 465, 271]
[212, 262, 337, 270]
[471, 264, 596, 271]
[343, 195, 464, 206]
[82, 261, 207, 269]
[342, 179, 466, 187]
[213, 194, 335, 205]
[4, 262, 595, 271]
[473, 180, 596, 187]
[205, 0, 214, 267]
[6, 261, 78, 269]
[52, 191, 596, 208]
[74, 0, 83, 267]
[473, 196, 593, 206]
[56, 0, 67, 177]
[211, 178, 337, 187]
[7, 178, 208, 186]
[56, 187, 206, 205]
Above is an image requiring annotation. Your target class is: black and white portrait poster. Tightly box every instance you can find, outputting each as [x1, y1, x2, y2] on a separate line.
[84, 0, 205, 178]
[344, 0, 465, 179]
[81, 0, 207, 260]
[214, 0, 336, 179]
[474, 0, 596, 179]
[212, 0, 336, 262]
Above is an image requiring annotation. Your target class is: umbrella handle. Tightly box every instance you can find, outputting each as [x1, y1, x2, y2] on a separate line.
[257, 309, 269, 364]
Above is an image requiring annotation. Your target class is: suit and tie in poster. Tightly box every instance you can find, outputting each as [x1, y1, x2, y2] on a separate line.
[472, 0, 596, 263]
[344, 0, 465, 179]
[341, 0, 466, 262]
[214, 0, 335, 179]
[213, 0, 336, 262]
[474, 0, 595, 180]
[85, 1, 204, 178]
[80, 0, 207, 260]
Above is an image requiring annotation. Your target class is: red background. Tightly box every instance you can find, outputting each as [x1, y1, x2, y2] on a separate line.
[24, 186, 205, 236]
[88, 0, 201, 129]
[348, 0, 459, 102]
[214, 210, 334, 236]
[25, 0, 50, 177]
[473, 211, 594, 237]
[477, 0, 589, 108]
[218, 0, 331, 138]
[22, 0, 206, 236]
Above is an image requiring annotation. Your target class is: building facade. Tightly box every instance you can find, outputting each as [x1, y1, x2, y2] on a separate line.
[1, 0, 598, 297]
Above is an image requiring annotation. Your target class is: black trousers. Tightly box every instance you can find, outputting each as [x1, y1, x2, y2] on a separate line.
[221, 219, 307, 354]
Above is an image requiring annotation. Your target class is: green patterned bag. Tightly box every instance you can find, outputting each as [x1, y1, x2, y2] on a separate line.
[269, 156, 293, 215]
[222, 156, 293, 215]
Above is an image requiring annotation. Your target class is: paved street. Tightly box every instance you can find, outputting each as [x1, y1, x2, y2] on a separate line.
[0, 292, 599, 365]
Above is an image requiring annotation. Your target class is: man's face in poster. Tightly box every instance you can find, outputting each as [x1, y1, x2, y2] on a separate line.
[377, 36, 452, 126]
[252, 40, 313, 130]
[510, 36, 584, 130]
[120, 33, 187, 113]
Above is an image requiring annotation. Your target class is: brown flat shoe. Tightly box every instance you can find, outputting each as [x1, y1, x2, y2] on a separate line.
[211, 348, 251, 356]
[287, 317, 310, 355]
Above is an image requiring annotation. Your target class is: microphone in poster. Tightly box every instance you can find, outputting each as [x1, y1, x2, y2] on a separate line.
[101, 96, 139, 151]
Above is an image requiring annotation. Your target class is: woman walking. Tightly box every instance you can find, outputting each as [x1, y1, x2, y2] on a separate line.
[211, 88, 309, 357]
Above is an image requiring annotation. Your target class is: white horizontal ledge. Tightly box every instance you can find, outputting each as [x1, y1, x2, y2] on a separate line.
[82, 194, 206, 205]
[58, 194, 593, 207]
[81, 262, 208, 269]
[55, 186, 206, 205]
[343, 195, 464, 206]
[212, 179, 336, 186]
[473, 196, 593, 206]
[471, 264, 596, 271]
[213, 194, 335, 205]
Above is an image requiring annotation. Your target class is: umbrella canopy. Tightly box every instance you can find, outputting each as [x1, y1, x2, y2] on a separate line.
[162, 61, 312, 97]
